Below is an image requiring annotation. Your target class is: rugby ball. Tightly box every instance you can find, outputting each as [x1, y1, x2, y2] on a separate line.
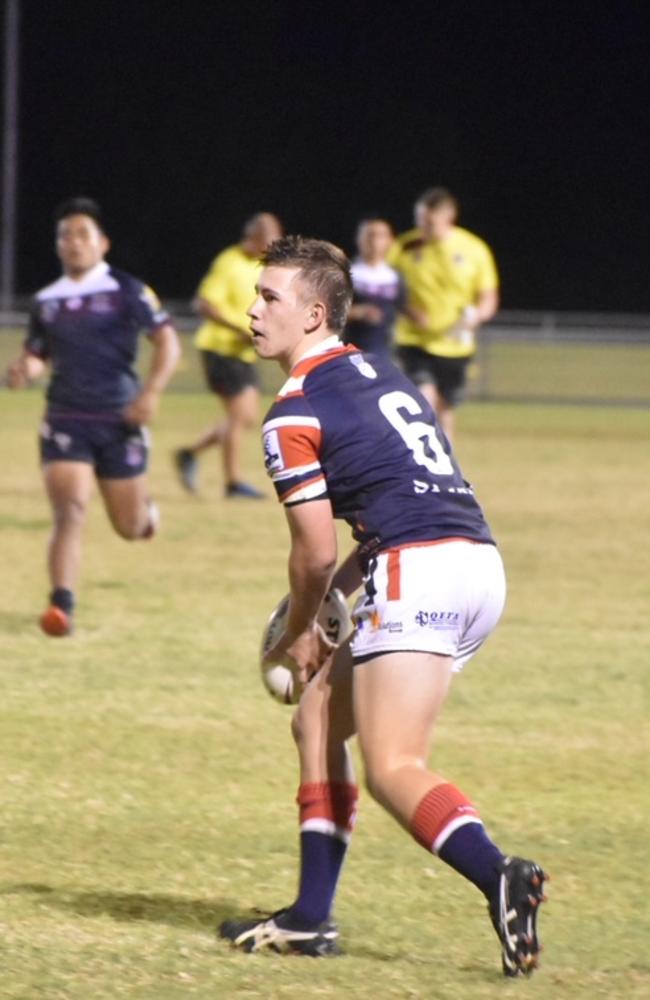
[260, 589, 353, 704]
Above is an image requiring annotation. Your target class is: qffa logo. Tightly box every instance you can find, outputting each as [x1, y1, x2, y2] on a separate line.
[415, 610, 460, 631]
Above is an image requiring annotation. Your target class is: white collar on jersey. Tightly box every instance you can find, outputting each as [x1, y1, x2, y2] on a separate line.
[36, 260, 115, 301]
[351, 258, 397, 280]
[292, 334, 342, 369]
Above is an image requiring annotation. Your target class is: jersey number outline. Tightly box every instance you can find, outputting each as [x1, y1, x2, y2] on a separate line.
[378, 390, 454, 476]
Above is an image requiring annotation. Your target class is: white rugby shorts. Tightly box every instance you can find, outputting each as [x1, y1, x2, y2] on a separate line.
[350, 540, 506, 671]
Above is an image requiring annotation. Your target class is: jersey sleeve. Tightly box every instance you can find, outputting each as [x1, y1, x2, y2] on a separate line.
[474, 240, 499, 292]
[24, 301, 49, 359]
[262, 395, 328, 506]
[131, 282, 170, 334]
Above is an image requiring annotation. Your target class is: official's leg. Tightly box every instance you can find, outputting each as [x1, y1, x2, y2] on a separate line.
[174, 353, 262, 496]
[434, 395, 455, 441]
[184, 419, 227, 454]
[222, 384, 261, 494]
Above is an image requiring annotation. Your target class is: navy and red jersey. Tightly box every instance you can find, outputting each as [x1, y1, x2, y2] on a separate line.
[262, 337, 494, 556]
[25, 261, 170, 414]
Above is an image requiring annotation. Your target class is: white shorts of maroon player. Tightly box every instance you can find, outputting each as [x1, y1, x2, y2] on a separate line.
[350, 540, 506, 672]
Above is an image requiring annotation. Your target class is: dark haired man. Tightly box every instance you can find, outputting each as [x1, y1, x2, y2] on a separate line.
[5, 197, 180, 635]
[174, 212, 282, 497]
[391, 188, 499, 441]
[219, 236, 546, 976]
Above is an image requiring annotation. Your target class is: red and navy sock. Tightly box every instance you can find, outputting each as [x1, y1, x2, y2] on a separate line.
[287, 781, 358, 928]
[410, 782, 503, 899]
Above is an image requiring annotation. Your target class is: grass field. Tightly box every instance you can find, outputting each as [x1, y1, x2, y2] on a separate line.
[1, 325, 649, 404]
[0, 391, 649, 999]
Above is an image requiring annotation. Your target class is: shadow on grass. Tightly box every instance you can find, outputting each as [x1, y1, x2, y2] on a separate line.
[0, 882, 238, 931]
[1, 884, 503, 972]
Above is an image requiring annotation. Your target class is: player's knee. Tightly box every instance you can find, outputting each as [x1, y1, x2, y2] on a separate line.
[364, 760, 392, 805]
[110, 511, 146, 540]
[52, 496, 88, 529]
[364, 756, 409, 807]
[114, 522, 140, 540]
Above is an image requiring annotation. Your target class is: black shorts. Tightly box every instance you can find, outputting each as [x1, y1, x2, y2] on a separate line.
[395, 346, 471, 406]
[39, 413, 149, 479]
[201, 350, 259, 398]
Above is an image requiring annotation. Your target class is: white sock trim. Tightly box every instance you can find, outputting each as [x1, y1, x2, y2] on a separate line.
[300, 818, 351, 844]
[433, 815, 483, 854]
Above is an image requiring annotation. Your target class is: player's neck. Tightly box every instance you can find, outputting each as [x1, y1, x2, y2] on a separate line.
[62, 259, 107, 283]
[424, 226, 454, 244]
[286, 332, 341, 372]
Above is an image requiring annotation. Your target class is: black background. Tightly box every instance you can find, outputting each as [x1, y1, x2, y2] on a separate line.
[9, 0, 649, 309]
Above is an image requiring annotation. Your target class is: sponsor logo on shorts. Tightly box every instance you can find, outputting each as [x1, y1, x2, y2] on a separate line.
[363, 610, 404, 633]
[53, 432, 72, 452]
[415, 610, 460, 630]
[125, 436, 144, 466]
[380, 619, 404, 633]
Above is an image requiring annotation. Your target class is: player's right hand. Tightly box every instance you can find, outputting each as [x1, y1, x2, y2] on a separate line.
[266, 623, 336, 690]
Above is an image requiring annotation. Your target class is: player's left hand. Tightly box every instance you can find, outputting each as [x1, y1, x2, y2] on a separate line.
[122, 389, 159, 426]
[264, 622, 336, 690]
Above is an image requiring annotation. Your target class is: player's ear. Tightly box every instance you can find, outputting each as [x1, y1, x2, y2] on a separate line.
[101, 235, 111, 256]
[305, 300, 326, 333]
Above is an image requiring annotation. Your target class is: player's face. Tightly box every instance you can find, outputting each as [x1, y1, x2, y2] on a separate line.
[357, 221, 393, 262]
[56, 215, 109, 277]
[248, 266, 319, 369]
[420, 202, 456, 241]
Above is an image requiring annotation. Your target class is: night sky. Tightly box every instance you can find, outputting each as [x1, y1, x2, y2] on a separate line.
[10, 0, 649, 310]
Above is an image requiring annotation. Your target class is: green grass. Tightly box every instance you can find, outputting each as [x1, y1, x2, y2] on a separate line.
[2, 325, 649, 404]
[0, 391, 649, 999]
[472, 341, 650, 403]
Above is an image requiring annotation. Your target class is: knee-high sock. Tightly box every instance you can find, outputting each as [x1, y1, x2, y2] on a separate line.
[410, 782, 503, 899]
[288, 781, 358, 927]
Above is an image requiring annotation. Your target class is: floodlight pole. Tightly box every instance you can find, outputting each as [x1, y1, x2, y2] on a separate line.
[1, 0, 20, 312]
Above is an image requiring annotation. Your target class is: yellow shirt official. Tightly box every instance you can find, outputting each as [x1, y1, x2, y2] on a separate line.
[193, 245, 261, 363]
[391, 226, 499, 358]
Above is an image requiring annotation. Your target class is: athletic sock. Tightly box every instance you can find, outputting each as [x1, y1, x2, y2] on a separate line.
[410, 782, 503, 899]
[287, 781, 358, 927]
[50, 587, 74, 615]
